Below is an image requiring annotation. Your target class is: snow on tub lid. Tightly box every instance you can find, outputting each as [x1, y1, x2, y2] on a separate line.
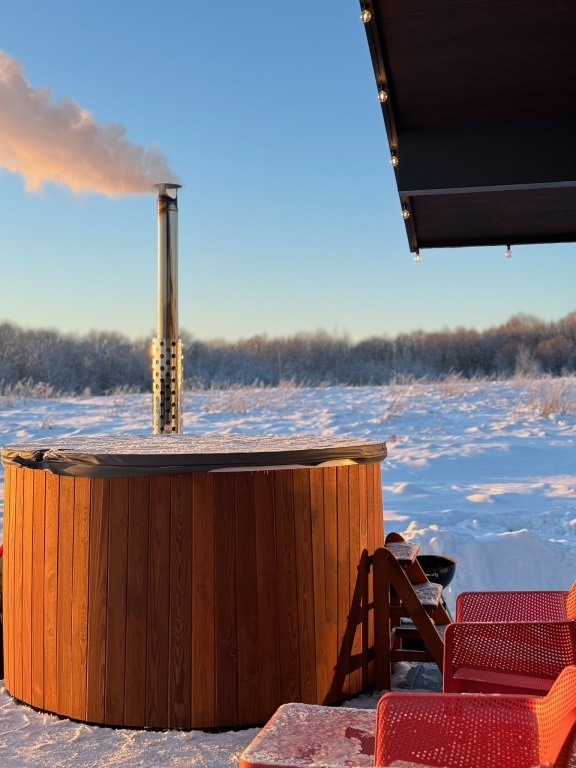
[1, 434, 387, 478]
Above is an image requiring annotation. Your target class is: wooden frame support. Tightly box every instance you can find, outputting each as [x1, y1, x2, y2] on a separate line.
[372, 544, 449, 691]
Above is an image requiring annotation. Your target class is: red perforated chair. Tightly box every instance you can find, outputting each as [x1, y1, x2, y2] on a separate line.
[455, 582, 576, 622]
[443, 619, 576, 695]
[375, 665, 576, 768]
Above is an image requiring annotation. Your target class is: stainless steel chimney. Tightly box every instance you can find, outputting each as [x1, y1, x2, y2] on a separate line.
[152, 182, 183, 433]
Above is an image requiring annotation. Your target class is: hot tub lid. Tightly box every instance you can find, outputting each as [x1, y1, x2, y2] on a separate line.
[1, 433, 387, 477]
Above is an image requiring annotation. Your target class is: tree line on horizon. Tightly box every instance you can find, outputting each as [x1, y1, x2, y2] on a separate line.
[1, 313, 576, 395]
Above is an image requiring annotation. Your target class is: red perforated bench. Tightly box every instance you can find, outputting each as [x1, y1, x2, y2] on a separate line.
[239, 665, 576, 768]
[238, 704, 375, 768]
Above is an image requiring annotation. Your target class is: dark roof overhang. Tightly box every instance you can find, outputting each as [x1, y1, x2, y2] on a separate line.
[359, 0, 576, 251]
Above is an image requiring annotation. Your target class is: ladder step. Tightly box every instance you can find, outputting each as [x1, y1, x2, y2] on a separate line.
[412, 581, 443, 608]
[391, 605, 435, 620]
[394, 625, 425, 639]
[385, 541, 420, 565]
[391, 649, 435, 663]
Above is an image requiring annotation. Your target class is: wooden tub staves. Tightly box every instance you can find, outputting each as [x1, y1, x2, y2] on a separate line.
[1, 435, 386, 728]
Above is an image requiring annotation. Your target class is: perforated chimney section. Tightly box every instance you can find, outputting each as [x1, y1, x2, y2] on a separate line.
[152, 183, 183, 434]
[152, 338, 182, 433]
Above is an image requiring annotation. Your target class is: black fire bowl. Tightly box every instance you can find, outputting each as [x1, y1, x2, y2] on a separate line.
[416, 554, 457, 588]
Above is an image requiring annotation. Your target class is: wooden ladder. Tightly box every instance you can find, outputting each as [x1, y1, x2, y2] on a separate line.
[372, 532, 451, 690]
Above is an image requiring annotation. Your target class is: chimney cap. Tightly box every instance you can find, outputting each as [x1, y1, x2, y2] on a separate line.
[154, 182, 182, 197]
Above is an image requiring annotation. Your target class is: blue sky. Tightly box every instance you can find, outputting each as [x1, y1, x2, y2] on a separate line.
[1, 0, 574, 343]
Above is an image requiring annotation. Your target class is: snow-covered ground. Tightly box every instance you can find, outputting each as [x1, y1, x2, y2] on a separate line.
[1, 375, 575, 766]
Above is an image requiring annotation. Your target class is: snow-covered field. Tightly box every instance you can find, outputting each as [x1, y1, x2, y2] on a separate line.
[1, 375, 575, 766]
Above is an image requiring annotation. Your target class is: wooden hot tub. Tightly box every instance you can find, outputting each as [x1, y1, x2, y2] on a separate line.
[1, 434, 386, 728]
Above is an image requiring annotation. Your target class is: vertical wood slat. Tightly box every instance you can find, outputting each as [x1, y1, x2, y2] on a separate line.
[361, 464, 371, 555]
[86, 477, 109, 723]
[12, 468, 24, 701]
[371, 464, 385, 546]
[372, 546, 392, 691]
[354, 465, 370, 689]
[367, 464, 384, 549]
[361, 464, 374, 682]
[1, 468, 9, 687]
[254, 471, 280, 722]
[124, 476, 150, 727]
[31, 470, 46, 709]
[70, 477, 91, 721]
[21, 469, 34, 705]
[348, 466, 363, 694]
[191, 473, 215, 727]
[4, 467, 15, 692]
[293, 468, 317, 704]
[214, 473, 238, 727]
[169, 474, 192, 728]
[274, 470, 301, 704]
[56, 476, 74, 714]
[369, 463, 384, 683]
[323, 467, 338, 702]
[43, 473, 59, 713]
[234, 472, 260, 724]
[146, 475, 171, 728]
[310, 467, 328, 704]
[105, 477, 129, 725]
[371, 463, 386, 547]
[336, 466, 350, 697]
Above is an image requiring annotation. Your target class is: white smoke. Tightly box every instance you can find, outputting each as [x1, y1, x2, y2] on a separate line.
[0, 50, 179, 196]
